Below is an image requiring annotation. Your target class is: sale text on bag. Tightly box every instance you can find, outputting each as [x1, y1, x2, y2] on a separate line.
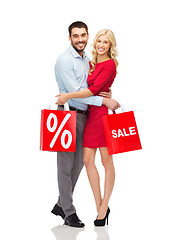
[112, 127, 136, 138]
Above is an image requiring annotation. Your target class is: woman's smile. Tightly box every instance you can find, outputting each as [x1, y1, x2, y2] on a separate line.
[96, 34, 111, 56]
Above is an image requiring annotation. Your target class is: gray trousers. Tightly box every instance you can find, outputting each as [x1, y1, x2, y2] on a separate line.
[56, 107, 87, 217]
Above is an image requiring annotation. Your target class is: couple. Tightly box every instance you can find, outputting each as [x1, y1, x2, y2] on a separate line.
[51, 21, 120, 228]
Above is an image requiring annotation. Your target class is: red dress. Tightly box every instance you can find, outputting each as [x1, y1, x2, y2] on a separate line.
[83, 59, 116, 148]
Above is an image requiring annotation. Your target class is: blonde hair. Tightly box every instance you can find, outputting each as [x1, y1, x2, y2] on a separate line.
[89, 29, 118, 74]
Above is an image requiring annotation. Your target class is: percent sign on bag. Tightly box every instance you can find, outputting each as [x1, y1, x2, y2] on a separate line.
[40, 109, 76, 152]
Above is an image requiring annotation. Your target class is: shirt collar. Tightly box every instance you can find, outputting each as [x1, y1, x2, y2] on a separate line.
[69, 45, 87, 59]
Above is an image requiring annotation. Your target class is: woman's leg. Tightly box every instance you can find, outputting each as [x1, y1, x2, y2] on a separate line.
[98, 147, 115, 219]
[83, 147, 102, 213]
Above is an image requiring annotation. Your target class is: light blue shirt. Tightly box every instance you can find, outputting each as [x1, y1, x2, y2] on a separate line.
[55, 45, 103, 111]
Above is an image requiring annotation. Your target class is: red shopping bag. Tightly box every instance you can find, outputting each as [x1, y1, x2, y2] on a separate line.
[40, 107, 76, 152]
[102, 111, 142, 155]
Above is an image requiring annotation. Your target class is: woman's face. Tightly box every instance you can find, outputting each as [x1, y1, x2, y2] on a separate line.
[95, 34, 111, 56]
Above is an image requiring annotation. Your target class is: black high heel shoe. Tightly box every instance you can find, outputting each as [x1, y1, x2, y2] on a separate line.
[94, 207, 110, 227]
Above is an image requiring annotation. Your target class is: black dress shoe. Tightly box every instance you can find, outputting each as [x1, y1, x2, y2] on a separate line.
[65, 213, 85, 228]
[51, 204, 66, 219]
[64, 219, 68, 225]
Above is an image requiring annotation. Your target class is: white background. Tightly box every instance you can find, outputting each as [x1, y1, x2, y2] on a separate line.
[0, 0, 179, 239]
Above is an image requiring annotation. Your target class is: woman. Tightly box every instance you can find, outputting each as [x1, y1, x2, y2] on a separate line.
[56, 29, 119, 226]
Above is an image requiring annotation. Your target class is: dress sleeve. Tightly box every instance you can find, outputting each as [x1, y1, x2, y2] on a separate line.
[88, 61, 116, 95]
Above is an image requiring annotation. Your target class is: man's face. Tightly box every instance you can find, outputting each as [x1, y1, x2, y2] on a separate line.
[69, 27, 89, 54]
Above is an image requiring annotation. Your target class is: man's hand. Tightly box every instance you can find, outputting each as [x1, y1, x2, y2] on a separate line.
[102, 98, 120, 111]
[99, 87, 112, 99]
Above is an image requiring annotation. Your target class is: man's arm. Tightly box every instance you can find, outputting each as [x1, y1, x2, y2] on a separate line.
[55, 58, 103, 106]
[102, 98, 120, 111]
[55, 58, 120, 110]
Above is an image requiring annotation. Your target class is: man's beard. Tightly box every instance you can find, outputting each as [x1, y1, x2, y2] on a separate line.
[72, 41, 87, 54]
[73, 46, 83, 53]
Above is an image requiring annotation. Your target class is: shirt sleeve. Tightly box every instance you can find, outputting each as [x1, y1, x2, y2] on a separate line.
[88, 61, 116, 95]
[55, 57, 103, 106]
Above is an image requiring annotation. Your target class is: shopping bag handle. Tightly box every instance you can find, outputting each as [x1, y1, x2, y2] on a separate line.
[110, 103, 126, 115]
[49, 97, 70, 111]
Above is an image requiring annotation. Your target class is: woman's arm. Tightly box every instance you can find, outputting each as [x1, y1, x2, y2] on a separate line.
[56, 89, 93, 105]
[56, 88, 119, 111]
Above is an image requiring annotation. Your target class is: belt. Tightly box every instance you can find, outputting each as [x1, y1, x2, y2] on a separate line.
[58, 105, 88, 115]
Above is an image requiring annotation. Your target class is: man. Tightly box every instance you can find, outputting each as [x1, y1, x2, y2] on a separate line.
[51, 21, 119, 228]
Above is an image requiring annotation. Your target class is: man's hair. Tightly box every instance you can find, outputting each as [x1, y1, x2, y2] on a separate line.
[68, 21, 88, 36]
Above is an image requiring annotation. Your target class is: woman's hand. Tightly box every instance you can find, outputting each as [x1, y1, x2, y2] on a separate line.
[55, 93, 69, 105]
